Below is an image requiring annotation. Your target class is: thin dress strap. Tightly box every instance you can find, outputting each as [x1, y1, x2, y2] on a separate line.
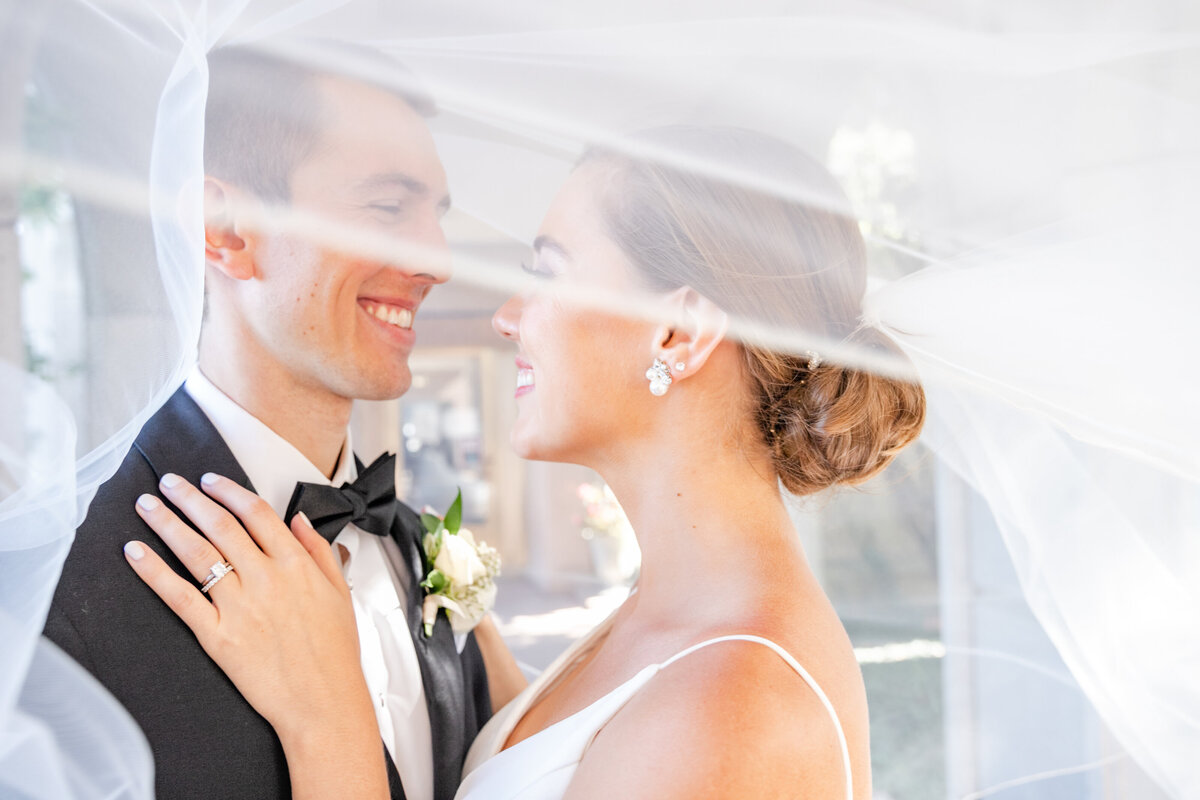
[659, 635, 854, 800]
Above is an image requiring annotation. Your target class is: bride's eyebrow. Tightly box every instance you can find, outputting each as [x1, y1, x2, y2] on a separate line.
[532, 235, 570, 260]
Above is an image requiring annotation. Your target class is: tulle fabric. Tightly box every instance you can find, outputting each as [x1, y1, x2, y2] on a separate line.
[1, 1, 1197, 797]
[1, 0, 210, 794]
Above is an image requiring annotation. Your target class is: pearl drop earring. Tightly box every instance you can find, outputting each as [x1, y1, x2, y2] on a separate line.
[645, 357, 673, 396]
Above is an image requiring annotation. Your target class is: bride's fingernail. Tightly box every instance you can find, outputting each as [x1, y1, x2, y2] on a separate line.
[136, 494, 160, 511]
[200, 473, 219, 487]
[124, 541, 146, 560]
[160, 473, 183, 489]
[295, 511, 311, 528]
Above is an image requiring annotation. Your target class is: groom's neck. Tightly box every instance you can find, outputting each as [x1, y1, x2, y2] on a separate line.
[198, 338, 351, 480]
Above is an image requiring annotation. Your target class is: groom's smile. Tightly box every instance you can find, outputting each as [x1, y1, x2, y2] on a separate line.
[358, 297, 419, 352]
[360, 299, 415, 332]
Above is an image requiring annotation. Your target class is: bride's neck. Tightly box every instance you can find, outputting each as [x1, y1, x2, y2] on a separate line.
[597, 429, 806, 621]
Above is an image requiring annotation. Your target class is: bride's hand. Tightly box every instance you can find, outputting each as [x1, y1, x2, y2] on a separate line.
[124, 472, 387, 799]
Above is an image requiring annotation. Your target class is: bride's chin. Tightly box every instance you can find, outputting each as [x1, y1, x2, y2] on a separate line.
[507, 429, 539, 461]
[508, 429, 569, 465]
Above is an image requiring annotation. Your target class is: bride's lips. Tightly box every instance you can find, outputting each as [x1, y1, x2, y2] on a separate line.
[515, 356, 534, 397]
[359, 298, 417, 347]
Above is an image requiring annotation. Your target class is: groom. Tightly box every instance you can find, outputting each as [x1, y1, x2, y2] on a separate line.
[44, 48, 490, 800]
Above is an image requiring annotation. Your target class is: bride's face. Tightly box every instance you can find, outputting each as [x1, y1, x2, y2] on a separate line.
[493, 165, 662, 464]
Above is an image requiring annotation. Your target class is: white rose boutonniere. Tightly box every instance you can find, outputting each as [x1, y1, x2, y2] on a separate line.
[419, 490, 501, 637]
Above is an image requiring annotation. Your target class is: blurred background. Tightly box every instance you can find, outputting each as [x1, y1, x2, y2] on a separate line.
[6, 2, 1196, 797]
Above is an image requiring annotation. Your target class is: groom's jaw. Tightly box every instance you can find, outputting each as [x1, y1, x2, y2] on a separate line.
[359, 299, 415, 331]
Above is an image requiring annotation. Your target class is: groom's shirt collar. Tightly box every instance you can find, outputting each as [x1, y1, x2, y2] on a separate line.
[183, 367, 356, 515]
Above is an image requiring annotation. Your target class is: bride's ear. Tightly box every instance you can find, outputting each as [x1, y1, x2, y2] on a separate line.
[650, 286, 730, 383]
[203, 177, 257, 281]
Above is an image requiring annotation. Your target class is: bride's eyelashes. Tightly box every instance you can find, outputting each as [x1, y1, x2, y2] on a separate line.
[520, 259, 558, 279]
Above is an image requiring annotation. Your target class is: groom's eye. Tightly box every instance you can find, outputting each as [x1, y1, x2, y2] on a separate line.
[367, 201, 407, 217]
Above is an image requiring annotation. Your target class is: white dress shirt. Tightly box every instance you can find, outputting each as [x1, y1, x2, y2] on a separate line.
[185, 368, 435, 800]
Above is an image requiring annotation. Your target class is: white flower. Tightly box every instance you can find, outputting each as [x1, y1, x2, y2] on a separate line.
[421, 529, 501, 637]
[450, 580, 497, 634]
[420, 492, 501, 638]
[423, 594, 466, 634]
[423, 580, 499, 635]
[433, 529, 487, 587]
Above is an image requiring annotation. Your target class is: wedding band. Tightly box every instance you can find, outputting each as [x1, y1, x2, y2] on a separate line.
[200, 561, 234, 594]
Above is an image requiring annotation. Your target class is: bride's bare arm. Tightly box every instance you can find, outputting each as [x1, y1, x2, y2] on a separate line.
[473, 615, 528, 712]
[124, 473, 389, 800]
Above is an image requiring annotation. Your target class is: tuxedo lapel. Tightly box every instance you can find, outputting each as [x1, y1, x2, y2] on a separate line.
[50, 384, 421, 800]
[134, 386, 255, 494]
[393, 507, 469, 800]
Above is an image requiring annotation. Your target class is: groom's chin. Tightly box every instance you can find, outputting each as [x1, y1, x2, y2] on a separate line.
[344, 364, 414, 402]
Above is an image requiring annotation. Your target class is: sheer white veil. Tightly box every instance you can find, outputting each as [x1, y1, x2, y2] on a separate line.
[1, 1, 1197, 797]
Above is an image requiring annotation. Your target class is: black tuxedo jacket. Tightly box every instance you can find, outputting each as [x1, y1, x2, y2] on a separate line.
[45, 387, 490, 800]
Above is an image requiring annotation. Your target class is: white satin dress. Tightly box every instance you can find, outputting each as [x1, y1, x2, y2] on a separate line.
[455, 614, 854, 800]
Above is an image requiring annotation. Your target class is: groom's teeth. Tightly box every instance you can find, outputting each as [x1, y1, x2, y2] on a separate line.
[365, 303, 414, 330]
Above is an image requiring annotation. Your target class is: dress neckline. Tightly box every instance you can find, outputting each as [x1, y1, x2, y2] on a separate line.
[462, 622, 854, 800]
[497, 610, 620, 754]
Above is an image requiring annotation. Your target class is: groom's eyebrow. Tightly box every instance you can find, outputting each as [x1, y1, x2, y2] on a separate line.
[354, 172, 452, 212]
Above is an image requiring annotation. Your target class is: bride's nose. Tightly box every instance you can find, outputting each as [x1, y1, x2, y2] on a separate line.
[492, 295, 522, 342]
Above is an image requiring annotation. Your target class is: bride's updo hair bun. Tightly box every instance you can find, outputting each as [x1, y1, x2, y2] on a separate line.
[748, 327, 925, 495]
[581, 126, 925, 494]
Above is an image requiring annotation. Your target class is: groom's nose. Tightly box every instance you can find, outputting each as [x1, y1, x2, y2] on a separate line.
[389, 210, 452, 284]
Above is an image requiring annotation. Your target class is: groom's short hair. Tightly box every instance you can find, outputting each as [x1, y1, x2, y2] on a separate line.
[204, 44, 436, 201]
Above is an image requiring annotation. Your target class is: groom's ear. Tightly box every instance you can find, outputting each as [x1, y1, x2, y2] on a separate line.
[203, 177, 257, 281]
[649, 286, 730, 383]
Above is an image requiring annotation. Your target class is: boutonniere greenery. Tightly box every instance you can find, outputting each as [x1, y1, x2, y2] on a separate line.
[419, 490, 501, 637]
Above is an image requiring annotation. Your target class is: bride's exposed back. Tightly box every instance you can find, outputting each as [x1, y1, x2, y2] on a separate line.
[128, 126, 926, 800]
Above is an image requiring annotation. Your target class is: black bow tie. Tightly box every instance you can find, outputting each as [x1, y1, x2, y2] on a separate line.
[285, 452, 398, 542]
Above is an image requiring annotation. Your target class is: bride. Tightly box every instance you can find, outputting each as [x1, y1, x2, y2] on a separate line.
[123, 126, 924, 799]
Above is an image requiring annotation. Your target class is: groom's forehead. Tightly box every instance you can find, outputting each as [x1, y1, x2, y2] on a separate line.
[204, 46, 438, 200]
[295, 78, 447, 198]
[312, 75, 431, 144]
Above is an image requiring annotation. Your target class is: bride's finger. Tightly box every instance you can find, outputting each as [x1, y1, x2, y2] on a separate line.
[198, 473, 298, 558]
[134, 492, 245, 591]
[289, 512, 350, 596]
[156, 473, 269, 569]
[124, 539, 218, 640]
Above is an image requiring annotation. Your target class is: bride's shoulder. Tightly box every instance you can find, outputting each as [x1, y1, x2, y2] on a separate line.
[564, 627, 864, 799]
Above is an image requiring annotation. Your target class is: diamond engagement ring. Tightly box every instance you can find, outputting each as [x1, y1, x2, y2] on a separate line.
[200, 561, 235, 594]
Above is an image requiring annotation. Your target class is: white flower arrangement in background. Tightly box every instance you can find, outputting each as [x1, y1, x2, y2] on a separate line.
[576, 481, 641, 586]
[576, 482, 627, 539]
